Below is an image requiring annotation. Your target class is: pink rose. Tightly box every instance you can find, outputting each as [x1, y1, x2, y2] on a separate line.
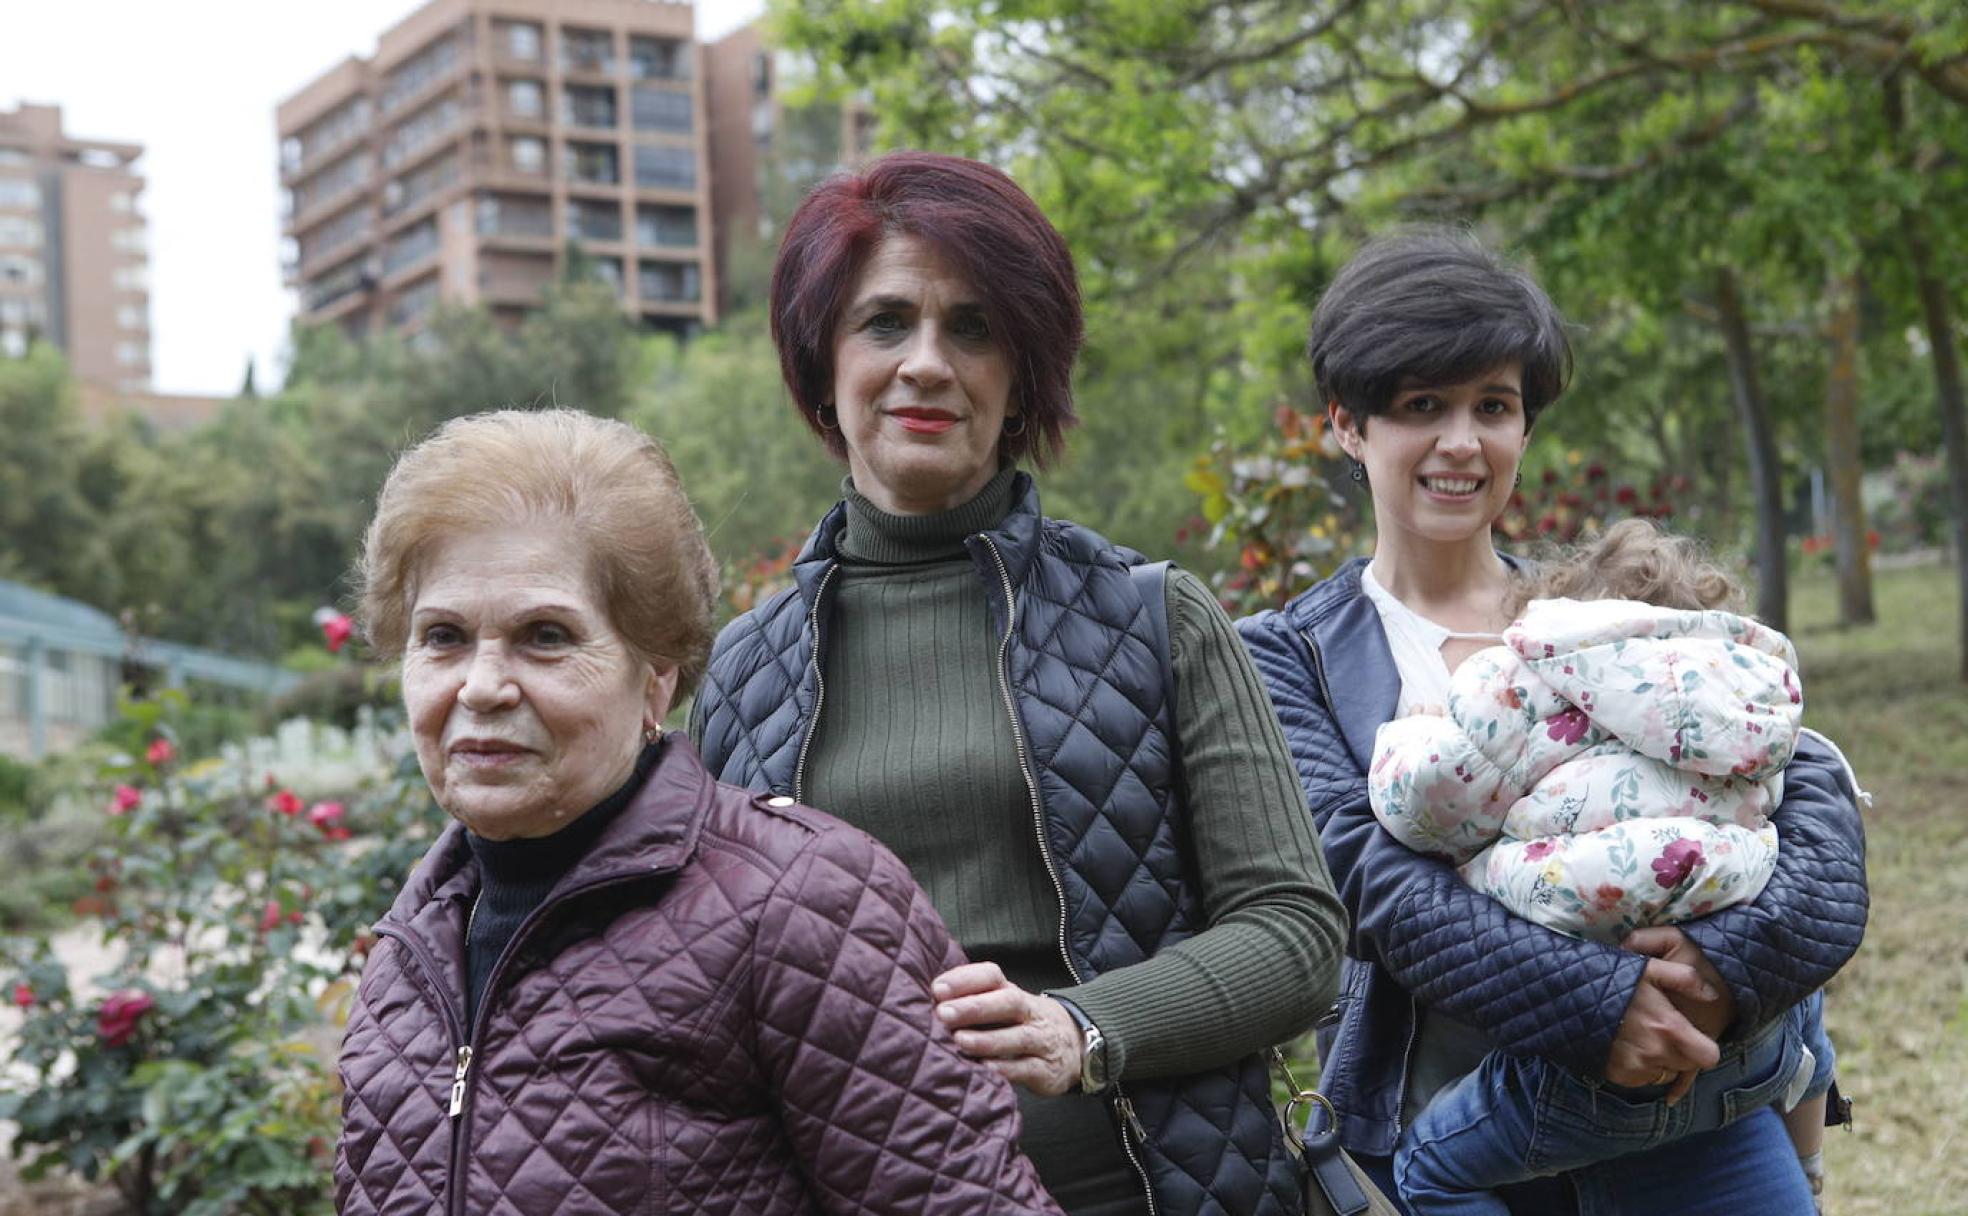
[308, 801, 345, 830]
[320, 613, 354, 654]
[269, 789, 303, 817]
[259, 899, 284, 933]
[109, 785, 142, 815]
[1544, 707, 1592, 746]
[97, 990, 153, 1047]
[11, 982, 33, 1009]
[145, 737, 175, 767]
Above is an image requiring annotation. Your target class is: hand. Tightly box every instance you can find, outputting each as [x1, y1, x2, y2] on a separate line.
[1622, 926, 1736, 1041]
[1603, 958, 1721, 1105]
[931, 961, 1084, 1096]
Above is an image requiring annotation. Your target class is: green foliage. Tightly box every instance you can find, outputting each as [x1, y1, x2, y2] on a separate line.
[0, 698, 440, 1210]
[1185, 406, 1367, 614]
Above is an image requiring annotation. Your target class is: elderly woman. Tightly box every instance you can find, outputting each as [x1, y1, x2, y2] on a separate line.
[1236, 232, 1868, 1214]
[335, 409, 1060, 1215]
[690, 152, 1348, 1216]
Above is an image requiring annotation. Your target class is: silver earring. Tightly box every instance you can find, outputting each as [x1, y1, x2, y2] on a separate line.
[1002, 414, 1027, 437]
[1349, 459, 1366, 484]
[816, 405, 839, 431]
[643, 724, 663, 745]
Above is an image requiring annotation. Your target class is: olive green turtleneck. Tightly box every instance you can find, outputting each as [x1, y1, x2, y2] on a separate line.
[785, 466, 1346, 1214]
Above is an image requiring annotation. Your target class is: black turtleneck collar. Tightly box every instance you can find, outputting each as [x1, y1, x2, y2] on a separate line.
[463, 737, 664, 1025]
[838, 463, 1021, 565]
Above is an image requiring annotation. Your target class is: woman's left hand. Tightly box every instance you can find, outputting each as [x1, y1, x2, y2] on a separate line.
[931, 962, 1084, 1096]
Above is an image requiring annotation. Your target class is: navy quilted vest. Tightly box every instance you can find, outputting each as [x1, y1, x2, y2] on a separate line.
[695, 475, 1300, 1216]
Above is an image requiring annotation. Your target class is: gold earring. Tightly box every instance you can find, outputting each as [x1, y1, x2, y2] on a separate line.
[643, 723, 663, 745]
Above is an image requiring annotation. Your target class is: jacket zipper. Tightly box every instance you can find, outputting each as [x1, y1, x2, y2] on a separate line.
[382, 871, 666, 1216]
[1301, 624, 1420, 1137]
[983, 536, 1158, 1216]
[791, 564, 840, 803]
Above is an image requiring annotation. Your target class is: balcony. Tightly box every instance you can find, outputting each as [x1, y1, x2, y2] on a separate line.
[630, 85, 692, 135]
[382, 219, 439, 277]
[629, 36, 690, 82]
[566, 198, 623, 242]
[632, 145, 695, 192]
[562, 84, 619, 131]
[564, 142, 621, 188]
[477, 194, 554, 241]
[561, 29, 615, 78]
[637, 259, 700, 303]
[635, 204, 696, 248]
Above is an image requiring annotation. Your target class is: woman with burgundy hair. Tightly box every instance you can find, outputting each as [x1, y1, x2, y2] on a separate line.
[690, 151, 1347, 1216]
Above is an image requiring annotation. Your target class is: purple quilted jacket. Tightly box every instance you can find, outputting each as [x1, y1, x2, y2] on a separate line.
[335, 736, 1061, 1215]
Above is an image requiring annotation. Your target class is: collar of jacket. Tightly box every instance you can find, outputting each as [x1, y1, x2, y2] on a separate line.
[1282, 552, 1528, 773]
[375, 734, 717, 962]
[790, 470, 1046, 606]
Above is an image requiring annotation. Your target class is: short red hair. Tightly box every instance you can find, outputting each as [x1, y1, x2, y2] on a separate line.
[770, 151, 1082, 466]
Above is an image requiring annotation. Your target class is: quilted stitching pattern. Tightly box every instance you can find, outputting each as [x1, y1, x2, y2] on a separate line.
[695, 480, 1299, 1216]
[336, 740, 1058, 1215]
[1238, 571, 1870, 1159]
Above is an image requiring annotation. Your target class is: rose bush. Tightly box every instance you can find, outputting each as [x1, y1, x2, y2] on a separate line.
[0, 695, 439, 1213]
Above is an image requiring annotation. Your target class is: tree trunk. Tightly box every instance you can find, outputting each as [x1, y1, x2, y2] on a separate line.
[1715, 267, 1789, 631]
[1904, 223, 1968, 681]
[1823, 269, 1874, 625]
[1888, 70, 1968, 680]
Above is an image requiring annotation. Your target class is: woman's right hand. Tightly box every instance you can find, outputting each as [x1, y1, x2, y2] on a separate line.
[1603, 958, 1720, 1102]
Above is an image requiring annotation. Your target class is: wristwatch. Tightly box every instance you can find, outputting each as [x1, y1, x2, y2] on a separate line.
[1053, 997, 1112, 1095]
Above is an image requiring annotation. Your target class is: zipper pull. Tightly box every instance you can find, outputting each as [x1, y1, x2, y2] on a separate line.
[1116, 1093, 1148, 1142]
[448, 1045, 473, 1118]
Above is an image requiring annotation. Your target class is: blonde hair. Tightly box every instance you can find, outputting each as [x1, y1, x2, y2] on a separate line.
[355, 409, 720, 698]
[1511, 518, 1745, 616]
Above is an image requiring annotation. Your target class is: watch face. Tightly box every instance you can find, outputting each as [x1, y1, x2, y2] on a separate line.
[1082, 1026, 1110, 1091]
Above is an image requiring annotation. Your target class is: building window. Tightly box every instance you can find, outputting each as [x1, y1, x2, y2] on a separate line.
[630, 36, 690, 81]
[566, 198, 623, 241]
[0, 217, 41, 247]
[507, 79, 544, 120]
[385, 219, 439, 276]
[635, 204, 696, 248]
[562, 84, 618, 129]
[112, 227, 147, 254]
[510, 136, 546, 176]
[631, 86, 692, 134]
[110, 190, 134, 213]
[503, 21, 542, 61]
[638, 260, 700, 303]
[113, 263, 149, 291]
[477, 193, 553, 238]
[633, 145, 695, 190]
[0, 148, 28, 167]
[589, 255, 624, 295]
[116, 340, 146, 367]
[0, 254, 40, 286]
[565, 141, 620, 186]
[0, 329, 24, 358]
[382, 30, 463, 113]
[562, 28, 614, 75]
[387, 275, 441, 327]
[0, 178, 39, 209]
[117, 304, 145, 329]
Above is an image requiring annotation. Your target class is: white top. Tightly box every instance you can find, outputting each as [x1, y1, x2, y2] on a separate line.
[1358, 563, 1502, 716]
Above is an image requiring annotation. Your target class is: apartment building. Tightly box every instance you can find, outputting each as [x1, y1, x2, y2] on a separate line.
[277, 0, 717, 340]
[0, 103, 151, 389]
[702, 22, 873, 309]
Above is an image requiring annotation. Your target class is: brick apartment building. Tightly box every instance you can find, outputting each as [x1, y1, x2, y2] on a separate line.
[278, 0, 721, 340]
[0, 102, 151, 390]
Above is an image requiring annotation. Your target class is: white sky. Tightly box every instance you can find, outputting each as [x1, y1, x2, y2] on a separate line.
[1, 0, 763, 397]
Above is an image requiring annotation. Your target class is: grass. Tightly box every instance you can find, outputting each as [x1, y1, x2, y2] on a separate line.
[1791, 561, 1968, 1216]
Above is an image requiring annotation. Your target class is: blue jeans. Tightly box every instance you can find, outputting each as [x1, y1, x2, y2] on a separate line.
[1392, 995, 1828, 1216]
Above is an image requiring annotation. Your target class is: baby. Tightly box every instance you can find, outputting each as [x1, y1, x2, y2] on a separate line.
[1370, 519, 1840, 1213]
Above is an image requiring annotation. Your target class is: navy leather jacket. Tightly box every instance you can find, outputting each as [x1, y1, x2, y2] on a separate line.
[1237, 558, 1869, 1157]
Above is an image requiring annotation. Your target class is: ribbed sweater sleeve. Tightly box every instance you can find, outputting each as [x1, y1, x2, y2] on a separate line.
[1049, 570, 1348, 1080]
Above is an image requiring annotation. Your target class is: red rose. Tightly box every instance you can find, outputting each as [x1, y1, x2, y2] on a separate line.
[97, 990, 153, 1047]
[145, 737, 175, 767]
[11, 982, 33, 1009]
[259, 899, 283, 932]
[269, 789, 303, 816]
[109, 785, 142, 815]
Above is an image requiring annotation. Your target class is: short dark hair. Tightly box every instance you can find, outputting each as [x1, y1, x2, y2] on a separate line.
[770, 151, 1082, 466]
[1307, 229, 1572, 430]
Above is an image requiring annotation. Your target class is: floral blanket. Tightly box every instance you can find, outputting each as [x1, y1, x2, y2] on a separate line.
[1370, 597, 1803, 943]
